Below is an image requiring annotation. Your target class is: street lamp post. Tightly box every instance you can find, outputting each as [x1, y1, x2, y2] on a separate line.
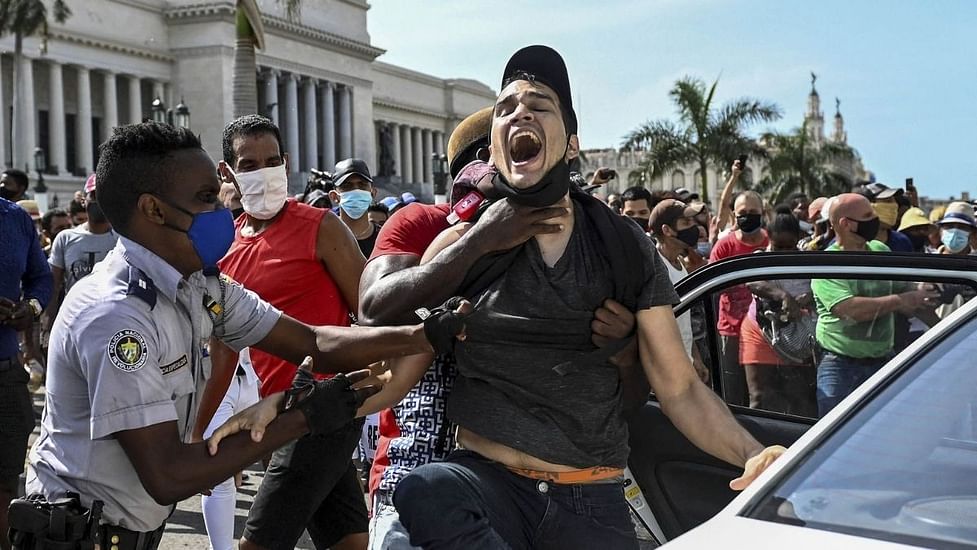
[432, 153, 448, 204]
[33, 147, 49, 211]
[174, 98, 191, 129]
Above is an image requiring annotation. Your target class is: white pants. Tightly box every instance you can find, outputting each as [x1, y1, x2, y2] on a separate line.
[200, 371, 260, 550]
[368, 500, 420, 550]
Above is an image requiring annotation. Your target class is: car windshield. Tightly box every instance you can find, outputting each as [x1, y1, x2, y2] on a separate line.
[748, 310, 977, 548]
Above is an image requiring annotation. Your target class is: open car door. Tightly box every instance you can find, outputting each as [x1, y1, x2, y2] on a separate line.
[625, 251, 977, 546]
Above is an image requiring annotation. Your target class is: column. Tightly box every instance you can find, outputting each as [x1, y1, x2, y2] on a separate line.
[0, 56, 5, 168]
[389, 122, 401, 181]
[337, 85, 352, 160]
[432, 130, 443, 157]
[262, 69, 279, 125]
[49, 62, 67, 175]
[400, 125, 413, 184]
[411, 126, 423, 184]
[283, 73, 300, 173]
[77, 67, 93, 175]
[422, 129, 433, 183]
[102, 72, 119, 139]
[319, 80, 335, 168]
[127, 75, 141, 124]
[14, 56, 37, 172]
[301, 78, 317, 171]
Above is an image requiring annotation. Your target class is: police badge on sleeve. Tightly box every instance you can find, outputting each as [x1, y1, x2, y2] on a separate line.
[108, 329, 149, 372]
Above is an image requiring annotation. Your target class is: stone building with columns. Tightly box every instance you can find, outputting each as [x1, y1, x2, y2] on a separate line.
[0, 0, 496, 207]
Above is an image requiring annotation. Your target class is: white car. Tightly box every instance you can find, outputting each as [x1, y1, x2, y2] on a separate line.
[624, 251, 977, 549]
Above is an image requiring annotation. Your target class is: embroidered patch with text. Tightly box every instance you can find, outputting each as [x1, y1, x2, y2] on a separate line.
[107, 330, 148, 372]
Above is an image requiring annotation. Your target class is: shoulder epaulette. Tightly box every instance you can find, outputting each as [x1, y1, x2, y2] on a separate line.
[126, 265, 157, 309]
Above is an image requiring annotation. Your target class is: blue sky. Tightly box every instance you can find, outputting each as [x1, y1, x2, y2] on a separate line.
[368, 0, 976, 200]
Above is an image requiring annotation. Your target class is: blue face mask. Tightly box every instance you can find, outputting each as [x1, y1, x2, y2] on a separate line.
[339, 189, 373, 220]
[157, 196, 236, 268]
[696, 241, 712, 258]
[941, 227, 971, 253]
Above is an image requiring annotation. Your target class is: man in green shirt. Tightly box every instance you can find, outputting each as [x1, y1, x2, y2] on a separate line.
[812, 193, 938, 416]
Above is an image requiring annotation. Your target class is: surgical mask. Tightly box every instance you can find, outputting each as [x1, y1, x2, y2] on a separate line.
[233, 164, 288, 220]
[851, 216, 881, 242]
[339, 190, 372, 220]
[873, 202, 899, 229]
[799, 220, 814, 234]
[696, 241, 712, 258]
[941, 228, 971, 253]
[675, 226, 700, 249]
[157, 196, 236, 269]
[736, 213, 763, 234]
[86, 201, 108, 225]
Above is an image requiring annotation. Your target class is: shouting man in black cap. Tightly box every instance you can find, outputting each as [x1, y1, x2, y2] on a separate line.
[392, 45, 785, 549]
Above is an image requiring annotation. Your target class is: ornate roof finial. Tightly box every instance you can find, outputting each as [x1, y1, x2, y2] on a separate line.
[810, 71, 818, 94]
[835, 97, 841, 117]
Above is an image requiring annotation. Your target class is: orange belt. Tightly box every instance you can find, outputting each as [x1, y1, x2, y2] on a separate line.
[507, 466, 625, 484]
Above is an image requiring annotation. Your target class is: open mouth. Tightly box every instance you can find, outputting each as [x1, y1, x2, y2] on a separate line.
[509, 130, 543, 164]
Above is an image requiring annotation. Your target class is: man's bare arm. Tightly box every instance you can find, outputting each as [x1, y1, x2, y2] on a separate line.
[637, 306, 784, 490]
[832, 286, 937, 322]
[358, 200, 566, 326]
[252, 314, 432, 374]
[356, 354, 433, 417]
[43, 266, 65, 331]
[317, 212, 366, 314]
[117, 402, 306, 505]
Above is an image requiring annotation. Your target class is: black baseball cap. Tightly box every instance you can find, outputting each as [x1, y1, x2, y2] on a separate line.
[501, 45, 578, 135]
[648, 199, 700, 236]
[333, 158, 373, 188]
[856, 182, 902, 201]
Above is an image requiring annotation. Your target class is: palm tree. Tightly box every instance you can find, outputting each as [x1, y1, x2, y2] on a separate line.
[755, 123, 856, 204]
[622, 76, 781, 202]
[232, 0, 300, 118]
[0, 0, 72, 169]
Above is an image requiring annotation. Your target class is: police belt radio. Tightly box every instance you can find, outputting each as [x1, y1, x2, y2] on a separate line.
[8, 493, 102, 550]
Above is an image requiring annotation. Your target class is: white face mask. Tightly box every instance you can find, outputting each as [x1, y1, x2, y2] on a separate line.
[232, 164, 288, 220]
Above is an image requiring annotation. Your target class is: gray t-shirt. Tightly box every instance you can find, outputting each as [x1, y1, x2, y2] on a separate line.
[28, 237, 281, 532]
[49, 224, 118, 290]
[449, 200, 678, 468]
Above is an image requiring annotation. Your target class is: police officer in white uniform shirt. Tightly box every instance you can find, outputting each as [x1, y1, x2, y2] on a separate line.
[25, 123, 464, 550]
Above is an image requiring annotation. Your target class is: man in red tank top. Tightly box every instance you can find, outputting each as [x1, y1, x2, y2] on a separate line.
[210, 115, 369, 550]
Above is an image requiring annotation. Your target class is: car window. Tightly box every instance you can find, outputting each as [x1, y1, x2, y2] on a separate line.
[689, 275, 976, 419]
[747, 309, 977, 548]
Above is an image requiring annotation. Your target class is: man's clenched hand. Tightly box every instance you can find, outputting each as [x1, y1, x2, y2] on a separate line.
[467, 199, 567, 254]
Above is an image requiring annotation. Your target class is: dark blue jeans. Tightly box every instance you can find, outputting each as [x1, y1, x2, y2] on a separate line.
[393, 450, 637, 550]
[816, 352, 888, 417]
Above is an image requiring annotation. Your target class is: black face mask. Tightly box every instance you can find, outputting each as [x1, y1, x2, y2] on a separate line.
[905, 231, 928, 251]
[86, 201, 108, 225]
[490, 143, 571, 207]
[232, 207, 245, 219]
[852, 216, 881, 242]
[736, 213, 763, 234]
[0, 187, 17, 201]
[675, 226, 700, 248]
[629, 217, 649, 232]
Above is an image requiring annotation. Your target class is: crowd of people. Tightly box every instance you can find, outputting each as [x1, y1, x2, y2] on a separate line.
[0, 43, 971, 550]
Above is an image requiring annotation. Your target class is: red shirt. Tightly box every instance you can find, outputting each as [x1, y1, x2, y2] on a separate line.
[710, 230, 769, 336]
[367, 202, 450, 497]
[219, 200, 351, 396]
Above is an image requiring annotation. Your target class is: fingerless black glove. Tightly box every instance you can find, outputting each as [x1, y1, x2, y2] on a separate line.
[284, 369, 361, 436]
[416, 296, 468, 356]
